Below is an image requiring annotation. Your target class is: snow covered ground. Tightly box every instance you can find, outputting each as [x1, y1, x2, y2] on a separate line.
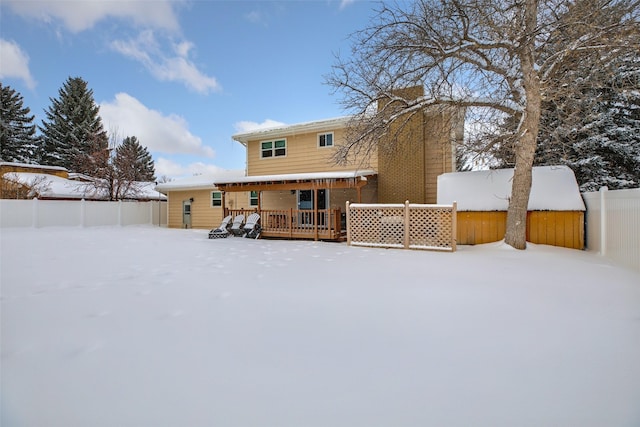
[2, 225, 639, 427]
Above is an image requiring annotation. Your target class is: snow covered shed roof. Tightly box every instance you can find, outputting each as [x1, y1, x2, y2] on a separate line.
[4, 172, 166, 200]
[0, 162, 68, 173]
[437, 166, 585, 211]
[3, 172, 100, 199]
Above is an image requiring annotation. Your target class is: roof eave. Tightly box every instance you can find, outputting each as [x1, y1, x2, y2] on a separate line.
[231, 116, 352, 145]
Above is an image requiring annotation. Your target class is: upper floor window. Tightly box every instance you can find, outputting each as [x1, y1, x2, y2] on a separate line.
[318, 132, 334, 148]
[249, 191, 259, 206]
[211, 191, 222, 207]
[261, 139, 286, 158]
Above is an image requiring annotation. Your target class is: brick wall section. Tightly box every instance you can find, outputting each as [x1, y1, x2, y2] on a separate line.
[377, 86, 460, 204]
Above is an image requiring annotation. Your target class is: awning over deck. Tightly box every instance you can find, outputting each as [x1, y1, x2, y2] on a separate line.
[214, 170, 377, 193]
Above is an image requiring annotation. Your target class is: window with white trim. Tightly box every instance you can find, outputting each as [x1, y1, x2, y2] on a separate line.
[211, 191, 222, 207]
[261, 139, 286, 158]
[249, 191, 258, 206]
[318, 132, 334, 148]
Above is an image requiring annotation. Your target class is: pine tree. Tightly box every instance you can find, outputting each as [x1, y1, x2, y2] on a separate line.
[113, 136, 156, 182]
[0, 83, 39, 163]
[38, 77, 108, 172]
[531, 1, 640, 191]
[486, 0, 639, 191]
[536, 52, 640, 191]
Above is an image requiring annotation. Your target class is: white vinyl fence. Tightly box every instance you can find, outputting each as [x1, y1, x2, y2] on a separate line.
[583, 187, 640, 272]
[0, 199, 167, 228]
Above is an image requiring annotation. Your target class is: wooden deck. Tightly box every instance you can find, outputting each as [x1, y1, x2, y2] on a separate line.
[227, 208, 344, 241]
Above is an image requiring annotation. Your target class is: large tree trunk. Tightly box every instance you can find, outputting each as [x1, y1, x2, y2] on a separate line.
[504, 121, 538, 249]
[504, 0, 541, 249]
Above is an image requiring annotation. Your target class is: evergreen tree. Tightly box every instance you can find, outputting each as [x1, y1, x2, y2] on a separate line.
[532, 1, 640, 191]
[486, 0, 639, 191]
[113, 136, 156, 182]
[38, 77, 108, 172]
[0, 83, 39, 163]
[537, 53, 639, 190]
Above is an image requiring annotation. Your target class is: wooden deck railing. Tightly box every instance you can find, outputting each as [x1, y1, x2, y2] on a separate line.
[226, 208, 343, 241]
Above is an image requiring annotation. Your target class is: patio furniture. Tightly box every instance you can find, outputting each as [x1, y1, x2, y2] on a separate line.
[229, 214, 246, 236]
[208, 215, 232, 239]
[243, 213, 262, 239]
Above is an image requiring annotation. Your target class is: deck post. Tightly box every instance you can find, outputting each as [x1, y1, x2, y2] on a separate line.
[314, 189, 319, 241]
[221, 191, 226, 217]
[289, 208, 293, 239]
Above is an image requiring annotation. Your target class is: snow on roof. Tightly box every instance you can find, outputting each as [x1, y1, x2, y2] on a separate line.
[4, 172, 100, 199]
[154, 170, 246, 192]
[213, 169, 377, 185]
[232, 116, 352, 145]
[437, 165, 585, 211]
[3, 172, 166, 200]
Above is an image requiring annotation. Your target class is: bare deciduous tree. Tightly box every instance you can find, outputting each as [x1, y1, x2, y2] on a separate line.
[88, 130, 156, 201]
[327, 0, 639, 249]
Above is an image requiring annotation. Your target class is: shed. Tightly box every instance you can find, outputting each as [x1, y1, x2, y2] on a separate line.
[437, 166, 586, 249]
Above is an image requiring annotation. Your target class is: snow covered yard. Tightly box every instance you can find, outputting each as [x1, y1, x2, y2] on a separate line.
[1, 226, 639, 427]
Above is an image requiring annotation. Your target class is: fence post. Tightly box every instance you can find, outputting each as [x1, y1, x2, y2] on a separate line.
[404, 200, 410, 249]
[452, 201, 457, 252]
[599, 186, 608, 256]
[80, 198, 86, 227]
[32, 197, 39, 228]
[346, 201, 351, 246]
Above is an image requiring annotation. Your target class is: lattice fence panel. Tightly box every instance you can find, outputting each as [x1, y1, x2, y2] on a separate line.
[408, 204, 455, 250]
[347, 202, 456, 252]
[347, 204, 405, 248]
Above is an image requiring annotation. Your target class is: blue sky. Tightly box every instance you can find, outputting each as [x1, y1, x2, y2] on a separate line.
[0, 0, 376, 179]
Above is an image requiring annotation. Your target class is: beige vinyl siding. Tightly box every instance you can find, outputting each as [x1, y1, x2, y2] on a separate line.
[166, 189, 252, 229]
[246, 128, 377, 176]
[260, 191, 297, 210]
[225, 191, 253, 212]
[329, 182, 378, 209]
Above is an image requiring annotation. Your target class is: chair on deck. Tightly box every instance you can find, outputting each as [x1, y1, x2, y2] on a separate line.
[208, 215, 232, 239]
[242, 213, 262, 239]
[229, 214, 246, 237]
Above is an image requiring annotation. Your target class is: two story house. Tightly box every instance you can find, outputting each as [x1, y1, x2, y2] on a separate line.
[158, 86, 465, 239]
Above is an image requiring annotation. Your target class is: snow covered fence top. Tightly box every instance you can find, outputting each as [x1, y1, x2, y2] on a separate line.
[437, 165, 585, 211]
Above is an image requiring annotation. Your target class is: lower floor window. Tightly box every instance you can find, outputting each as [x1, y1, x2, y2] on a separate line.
[211, 191, 222, 207]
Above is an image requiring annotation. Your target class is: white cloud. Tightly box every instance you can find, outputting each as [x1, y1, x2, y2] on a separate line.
[5, 0, 181, 33]
[110, 30, 220, 94]
[0, 39, 36, 89]
[155, 158, 244, 180]
[339, 0, 355, 10]
[99, 92, 214, 158]
[234, 119, 286, 134]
